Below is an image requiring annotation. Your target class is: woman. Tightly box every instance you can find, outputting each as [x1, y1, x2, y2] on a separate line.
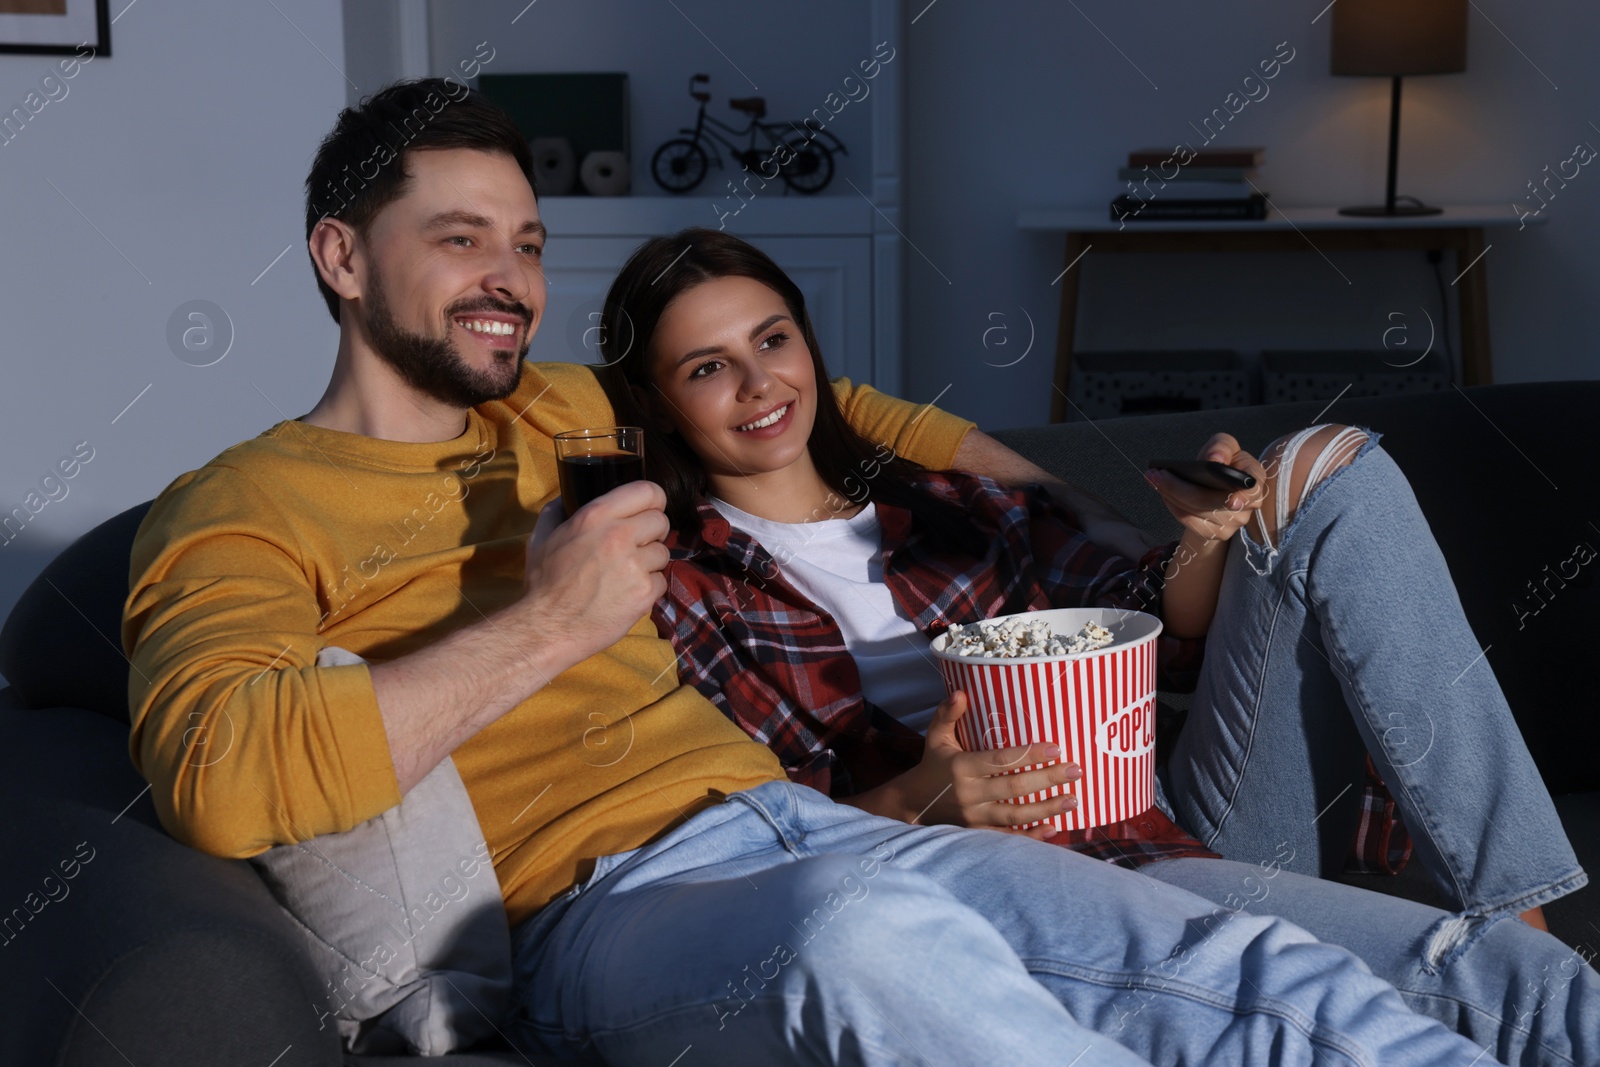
[593, 228, 1595, 1061]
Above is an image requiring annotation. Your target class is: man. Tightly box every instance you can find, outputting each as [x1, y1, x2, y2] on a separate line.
[124, 80, 1590, 1065]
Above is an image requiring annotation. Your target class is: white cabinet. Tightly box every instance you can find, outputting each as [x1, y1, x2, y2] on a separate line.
[346, 0, 907, 392]
[532, 198, 877, 386]
[760, 237, 874, 387]
[529, 235, 650, 370]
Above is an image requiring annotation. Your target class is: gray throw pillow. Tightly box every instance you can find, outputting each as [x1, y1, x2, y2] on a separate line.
[246, 646, 512, 1056]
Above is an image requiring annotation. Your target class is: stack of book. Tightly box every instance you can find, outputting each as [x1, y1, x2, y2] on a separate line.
[1111, 147, 1268, 222]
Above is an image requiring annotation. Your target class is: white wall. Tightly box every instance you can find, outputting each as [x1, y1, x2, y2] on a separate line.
[343, 0, 405, 105]
[902, 0, 1600, 429]
[0, 0, 347, 679]
[0, 0, 884, 684]
[4, 0, 1597, 684]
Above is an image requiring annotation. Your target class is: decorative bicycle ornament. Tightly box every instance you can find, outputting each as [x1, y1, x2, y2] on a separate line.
[651, 74, 845, 195]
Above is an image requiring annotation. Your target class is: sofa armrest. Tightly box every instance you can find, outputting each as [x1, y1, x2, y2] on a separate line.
[0, 704, 345, 1067]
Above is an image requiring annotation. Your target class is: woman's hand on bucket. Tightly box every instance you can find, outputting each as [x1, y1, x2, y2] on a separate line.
[909, 691, 1082, 837]
[1144, 432, 1268, 544]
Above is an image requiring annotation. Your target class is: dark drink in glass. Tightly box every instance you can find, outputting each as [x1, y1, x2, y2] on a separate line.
[558, 452, 645, 514]
[554, 427, 645, 514]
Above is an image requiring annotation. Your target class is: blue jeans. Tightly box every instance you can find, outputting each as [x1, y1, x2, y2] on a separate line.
[505, 780, 1596, 1065]
[506, 434, 1597, 1064]
[1143, 858, 1598, 1067]
[1161, 430, 1586, 917]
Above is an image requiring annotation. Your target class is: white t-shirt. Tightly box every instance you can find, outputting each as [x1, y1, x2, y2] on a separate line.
[710, 497, 947, 733]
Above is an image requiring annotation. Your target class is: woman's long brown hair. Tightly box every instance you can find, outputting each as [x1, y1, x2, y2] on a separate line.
[594, 227, 985, 557]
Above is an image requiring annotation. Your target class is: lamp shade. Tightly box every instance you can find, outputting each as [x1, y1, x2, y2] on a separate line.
[1331, 0, 1468, 76]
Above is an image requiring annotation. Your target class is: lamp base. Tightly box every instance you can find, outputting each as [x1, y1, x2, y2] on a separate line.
[1338, 203, 1444, 217]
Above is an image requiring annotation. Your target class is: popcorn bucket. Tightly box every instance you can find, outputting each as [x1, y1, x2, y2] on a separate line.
[930, 608, 1162, 832]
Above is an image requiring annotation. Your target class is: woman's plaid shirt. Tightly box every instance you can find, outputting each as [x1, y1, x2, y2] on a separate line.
[653, 469, 1220, 868]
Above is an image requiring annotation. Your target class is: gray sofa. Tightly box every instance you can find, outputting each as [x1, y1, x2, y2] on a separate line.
[1, 382, 1594, 1065]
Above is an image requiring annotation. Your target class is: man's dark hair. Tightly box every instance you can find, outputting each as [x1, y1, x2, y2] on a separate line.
[302, 78, 535, 324]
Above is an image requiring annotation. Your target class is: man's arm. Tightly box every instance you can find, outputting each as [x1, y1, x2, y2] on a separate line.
[954, 429, 1160, 561]
[833, 380, 1159, 561]
[831, 378, 974, 471]
[369, 480, 670, 794]
[126, 469, 668, 856]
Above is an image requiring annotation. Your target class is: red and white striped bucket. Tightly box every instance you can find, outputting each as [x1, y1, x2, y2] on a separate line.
[932, 608, 1162, 832]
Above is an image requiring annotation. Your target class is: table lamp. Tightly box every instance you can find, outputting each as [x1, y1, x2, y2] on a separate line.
[1331, 0, 1468, 217]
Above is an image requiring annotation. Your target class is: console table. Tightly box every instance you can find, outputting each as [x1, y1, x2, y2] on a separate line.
[1018, 205, 1535, 423]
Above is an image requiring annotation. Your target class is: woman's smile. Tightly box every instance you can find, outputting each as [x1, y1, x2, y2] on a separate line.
[733, 401, 795, 435]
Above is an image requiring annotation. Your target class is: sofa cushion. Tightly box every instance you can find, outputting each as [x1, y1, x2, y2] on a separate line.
[0, 500, 151, 721]
[246, 647, 514, 1058]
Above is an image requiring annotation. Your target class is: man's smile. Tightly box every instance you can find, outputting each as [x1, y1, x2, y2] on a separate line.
[452, 311, 526, 349]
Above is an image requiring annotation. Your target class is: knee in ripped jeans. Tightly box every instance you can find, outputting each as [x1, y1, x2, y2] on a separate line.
[1254, 424, 1370, 551]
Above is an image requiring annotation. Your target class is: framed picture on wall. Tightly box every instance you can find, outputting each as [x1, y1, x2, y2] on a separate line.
[0, 0, 110, 57]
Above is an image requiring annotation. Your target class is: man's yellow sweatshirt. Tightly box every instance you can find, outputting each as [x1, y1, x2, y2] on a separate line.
[123, 362, 972, 926]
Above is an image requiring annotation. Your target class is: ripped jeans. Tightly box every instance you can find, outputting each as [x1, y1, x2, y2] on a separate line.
[1159, 429, 1585, 915]
[1140, 429, 1596, 1063]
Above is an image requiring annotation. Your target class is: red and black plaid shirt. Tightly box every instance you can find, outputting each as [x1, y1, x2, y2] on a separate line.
[654, 469, 1219, 868]
[655, 469, 1407, 874]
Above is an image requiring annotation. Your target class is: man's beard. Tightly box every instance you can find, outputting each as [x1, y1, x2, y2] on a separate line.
[363, 266, 531, 408]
